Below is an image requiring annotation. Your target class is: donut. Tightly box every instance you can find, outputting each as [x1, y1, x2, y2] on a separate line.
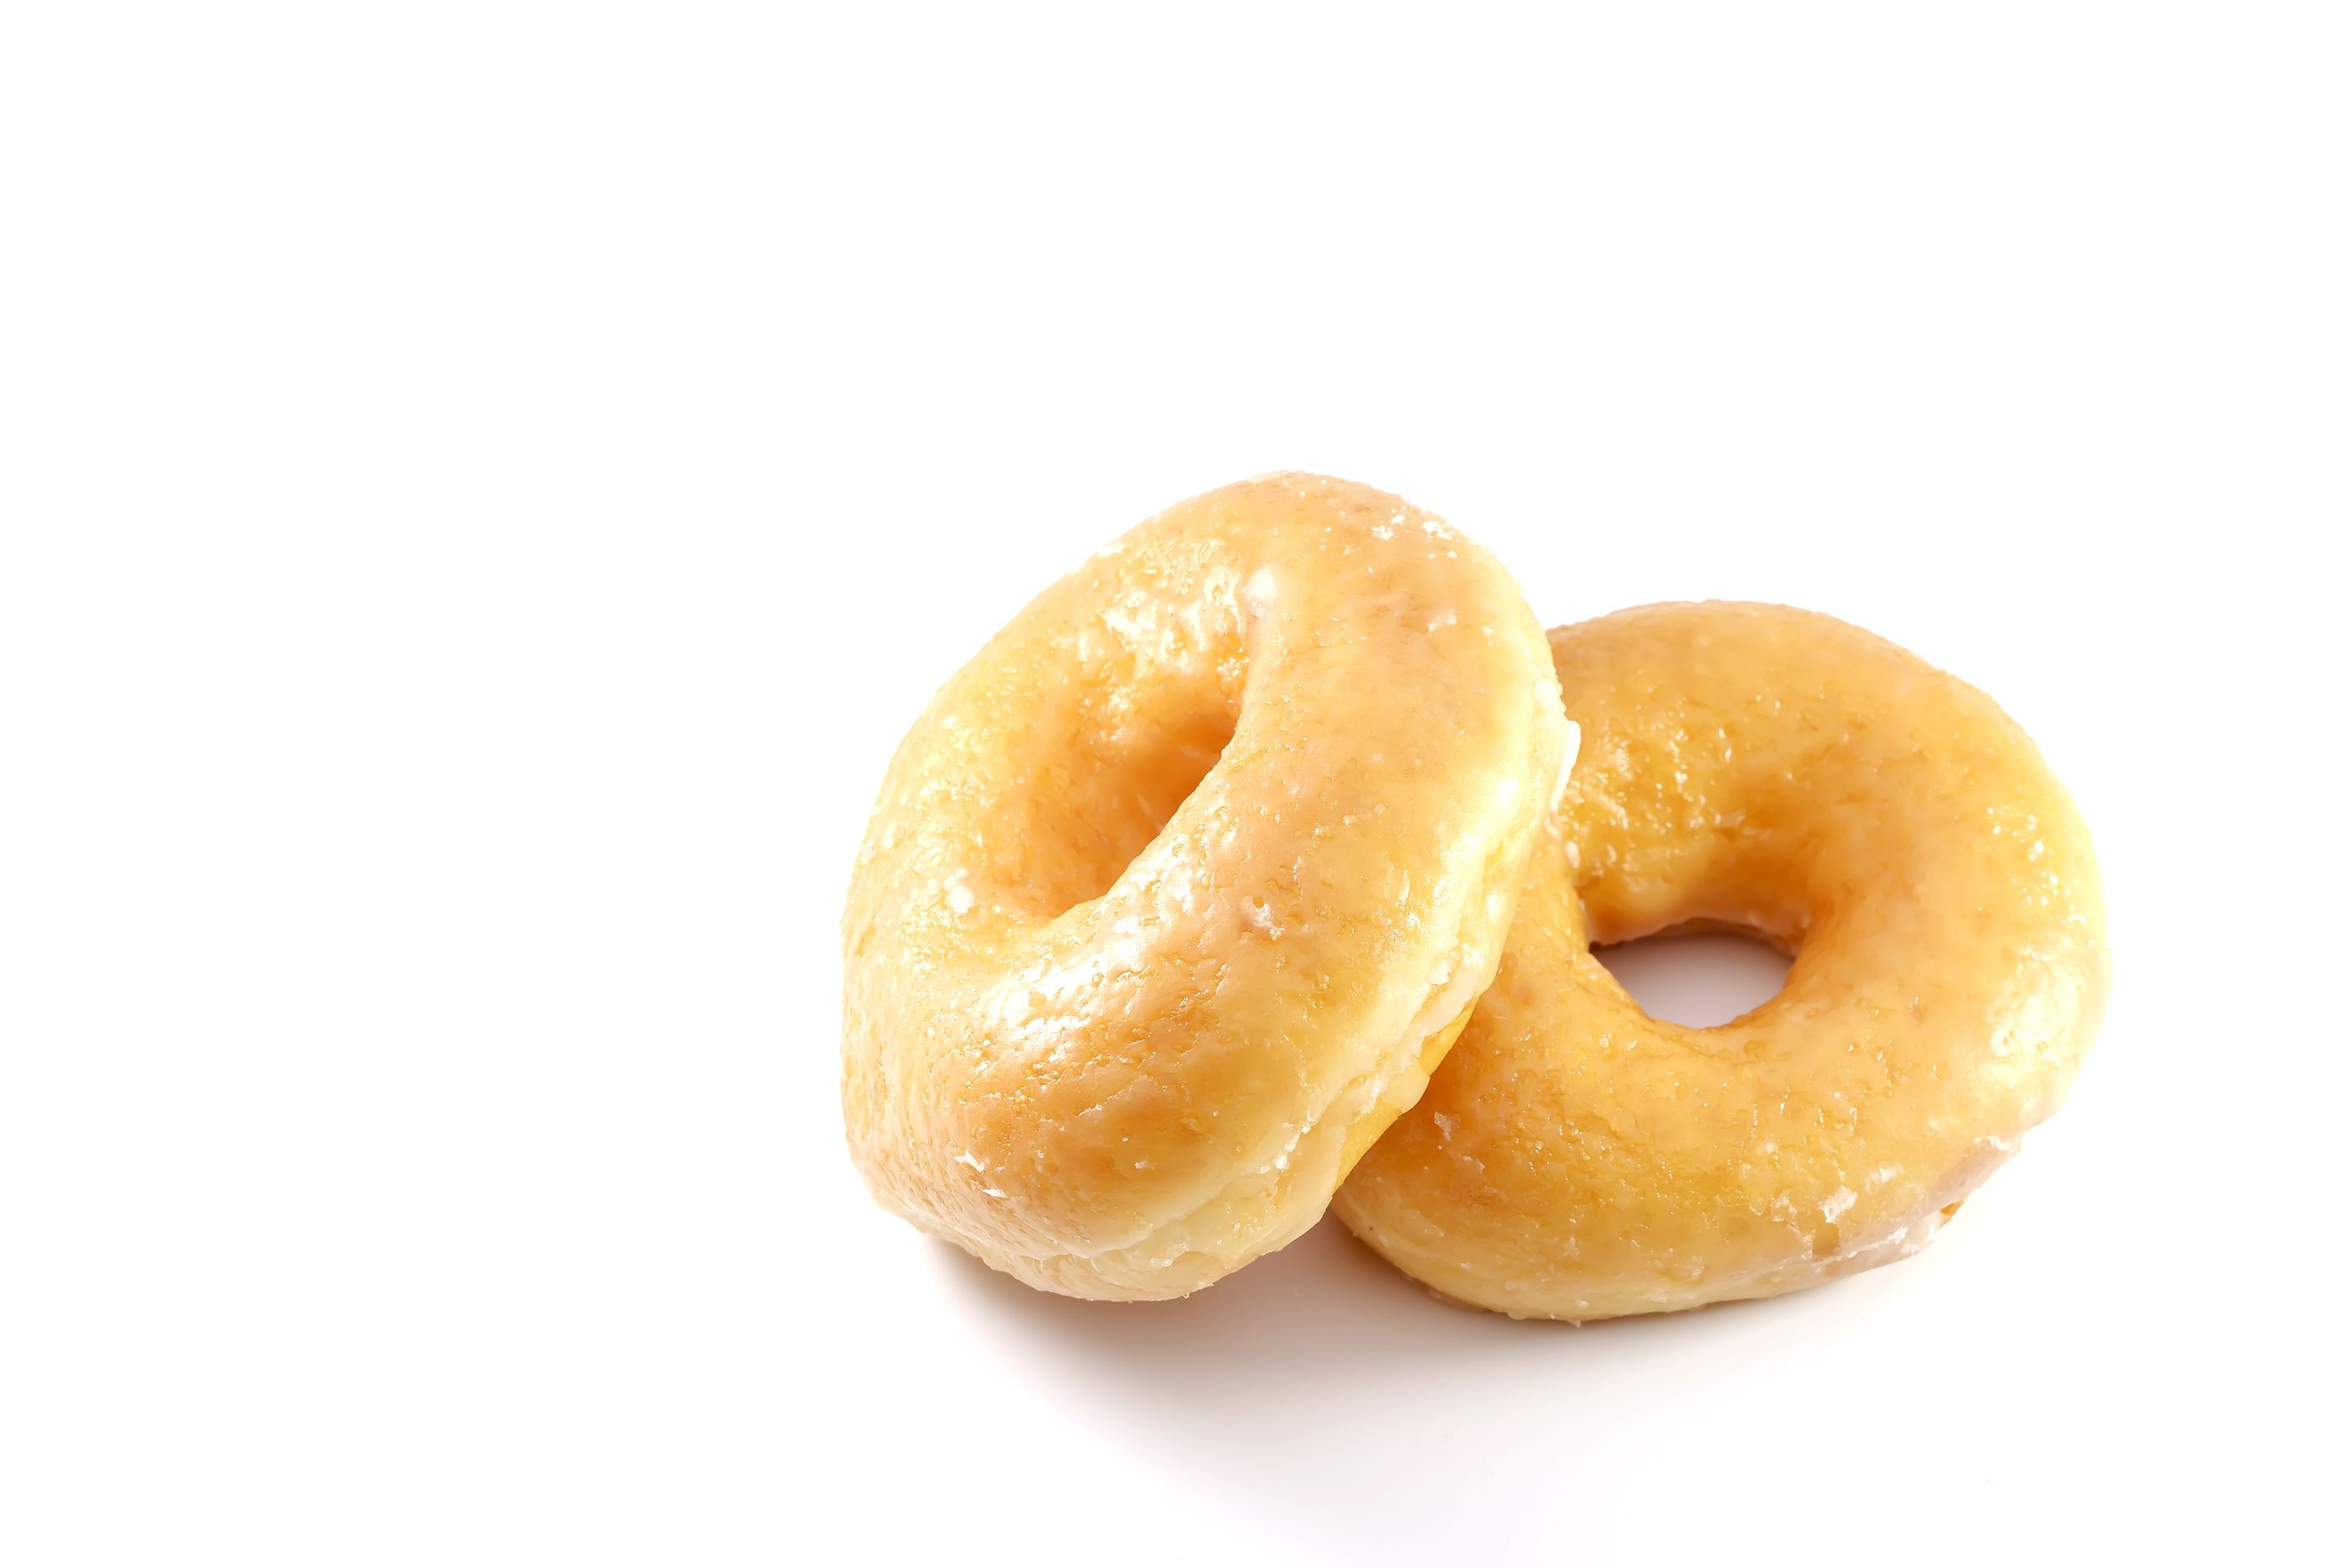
[843, 475, 1572, 1300]
[1334, 602, 2108, 1319]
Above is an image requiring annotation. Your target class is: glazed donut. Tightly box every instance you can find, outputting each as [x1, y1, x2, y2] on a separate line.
[843, 475, 1571, 1300]
[1335, 602, 2108, 1319]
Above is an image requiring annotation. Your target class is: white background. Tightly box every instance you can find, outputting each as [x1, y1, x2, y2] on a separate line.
[3, 5, 2344, 1564]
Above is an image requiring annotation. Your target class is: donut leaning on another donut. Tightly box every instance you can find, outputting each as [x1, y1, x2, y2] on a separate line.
[1335, 602, 2110, 1320]
[843, 475, 1573, 1300]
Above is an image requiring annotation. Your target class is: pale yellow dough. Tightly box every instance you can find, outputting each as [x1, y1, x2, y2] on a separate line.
[842, 475, 1570, 1299]
[1335, 603, 2110, 1319]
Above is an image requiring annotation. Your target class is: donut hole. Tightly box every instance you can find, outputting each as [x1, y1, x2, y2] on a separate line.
[1023, 696, 1239, 915]
[1593, 927, 1792, 1029]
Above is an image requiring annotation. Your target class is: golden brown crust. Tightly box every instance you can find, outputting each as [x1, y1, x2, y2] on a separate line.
[1335, 602, 2109, 1319]
[842, 475, 1569, 1299]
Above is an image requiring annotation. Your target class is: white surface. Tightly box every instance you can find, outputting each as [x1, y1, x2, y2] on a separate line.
[3, 5, 2344, 1565]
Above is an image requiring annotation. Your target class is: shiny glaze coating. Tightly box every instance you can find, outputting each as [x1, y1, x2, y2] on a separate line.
[1336, 603, 2108, 1319]
[843, 475, 1570, 1299]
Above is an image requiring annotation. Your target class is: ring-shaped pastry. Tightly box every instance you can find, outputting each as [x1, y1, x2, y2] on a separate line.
[1336, 602, 2108, 1319]
[843, 475, 1571, 1299]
